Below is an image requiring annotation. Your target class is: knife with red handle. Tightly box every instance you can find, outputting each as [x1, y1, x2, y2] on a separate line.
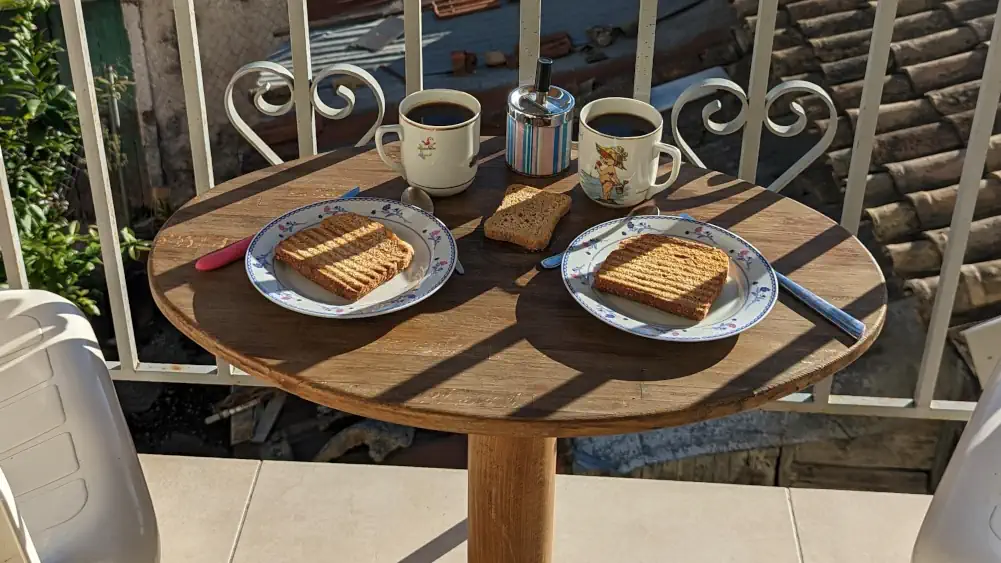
[194, 187, 361, 272]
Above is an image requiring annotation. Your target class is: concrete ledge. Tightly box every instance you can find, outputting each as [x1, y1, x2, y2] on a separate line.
[139, 454, 930, 563]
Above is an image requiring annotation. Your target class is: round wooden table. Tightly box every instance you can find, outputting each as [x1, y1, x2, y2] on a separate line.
[149, 137, 886, 562]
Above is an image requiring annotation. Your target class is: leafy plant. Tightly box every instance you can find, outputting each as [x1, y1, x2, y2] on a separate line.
[0, 0, 147, 315]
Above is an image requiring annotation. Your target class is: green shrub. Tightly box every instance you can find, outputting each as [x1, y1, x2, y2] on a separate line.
[0, 0, 146, 315]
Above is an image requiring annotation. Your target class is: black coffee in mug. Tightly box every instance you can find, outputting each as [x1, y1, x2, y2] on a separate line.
[405, 102, 475, 127]
[587, 113, 657, 138]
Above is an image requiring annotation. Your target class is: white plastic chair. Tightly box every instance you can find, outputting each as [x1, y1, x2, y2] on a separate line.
[912, 358, 1001, 562]
[0, 290, 158, 562]
[1, 464, 40, 563]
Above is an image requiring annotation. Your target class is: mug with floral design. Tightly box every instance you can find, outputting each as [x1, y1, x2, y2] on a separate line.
[375, 89, 481, 197]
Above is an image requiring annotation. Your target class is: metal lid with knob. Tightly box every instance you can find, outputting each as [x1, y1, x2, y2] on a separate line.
[507, 57, 575, 127]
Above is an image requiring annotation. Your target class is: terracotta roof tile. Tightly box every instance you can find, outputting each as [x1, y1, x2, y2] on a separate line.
[926, 215, 1001, 263]
[942, 0, 997, 22]
[781, 70, 825, 84]
[867, 200, 924, 242]
[736, 0, 999, 326]
[803, 10, 955, 63]
[885, 239, 943, 275]
[746, 11, 792, 30]
[813, 115, 856, 150]
[821, 52, 886, 84]
[829, 74, 914, 110]
[966, 14, 996, 41]
[785, 0, 866, 21]
[885, 135, 1001, 194]
[772, 45, 820, 76]
[902, 46, 989, 93]
[890, 9, 959, 40]
[886, 214, 1001, 275]
[779, 86, 839, 120]
[892, 0, 945, 17]
[828, 122, 963, 177]
[890, 27, 980, 68]
[942, 108, 1001, 140]
[905, 258, 1001, 320]
[845, 98, 939, 135]
[863, 172, 904, 207]
[735, 0, 801, 17]
[873, 122, 964, 165]
[771, 27, 808, 49]
[910, 174, 1001, 228]
[796, 8, 874, 37]
[925, 80, 982, 115]
[807, 28, 874, 61]
[867, 175, 1001, 242]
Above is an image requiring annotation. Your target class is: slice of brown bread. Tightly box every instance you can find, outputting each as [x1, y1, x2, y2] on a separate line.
[274, 212, 414, 301]
[483, 184, 572, 251]
[593, 234, 729, 321]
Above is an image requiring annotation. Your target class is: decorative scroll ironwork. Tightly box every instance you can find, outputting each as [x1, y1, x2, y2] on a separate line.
[670, 78, 838, 193]
[224, 62, 386, 165]
[310, 64, 386, 147]
[224, 61, 294, 166]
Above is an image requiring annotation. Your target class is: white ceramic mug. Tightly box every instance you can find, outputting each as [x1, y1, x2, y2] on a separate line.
[375, 89, 482, 197]
[577, 97, 683, 208]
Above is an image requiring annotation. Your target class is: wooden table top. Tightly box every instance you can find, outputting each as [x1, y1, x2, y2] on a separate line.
[149, 137, 887, 437]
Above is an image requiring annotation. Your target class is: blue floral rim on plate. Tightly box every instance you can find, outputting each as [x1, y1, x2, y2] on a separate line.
[560, 215, 778, 342]
[245, 197, 457, 319]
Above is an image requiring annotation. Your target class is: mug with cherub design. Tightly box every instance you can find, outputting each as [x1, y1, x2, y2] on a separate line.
[577, 97, 683, 208]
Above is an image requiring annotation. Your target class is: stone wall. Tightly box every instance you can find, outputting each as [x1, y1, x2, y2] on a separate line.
[127, 0, 288, 205]
[572, 419, 964, 494]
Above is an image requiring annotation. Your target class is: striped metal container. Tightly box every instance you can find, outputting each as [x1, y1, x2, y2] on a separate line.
[505, 84, 575, 177]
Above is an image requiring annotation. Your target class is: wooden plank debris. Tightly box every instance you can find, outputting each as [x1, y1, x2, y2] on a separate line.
[251, 391, 288, 444]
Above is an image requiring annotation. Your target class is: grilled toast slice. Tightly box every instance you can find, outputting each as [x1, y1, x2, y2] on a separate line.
[484, 184, 571, 251]
[593, 234, 729, 321]
[274, 212, 414, 301]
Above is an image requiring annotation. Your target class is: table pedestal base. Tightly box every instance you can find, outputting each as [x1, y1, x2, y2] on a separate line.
[468, 435, 557, 563]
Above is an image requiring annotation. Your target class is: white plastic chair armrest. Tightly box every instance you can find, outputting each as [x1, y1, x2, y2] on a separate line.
[0, 466, 40, 563]
[912, 362, 1001, 562]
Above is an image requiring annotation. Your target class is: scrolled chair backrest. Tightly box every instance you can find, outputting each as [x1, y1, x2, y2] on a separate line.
[225, 62, 387, 165]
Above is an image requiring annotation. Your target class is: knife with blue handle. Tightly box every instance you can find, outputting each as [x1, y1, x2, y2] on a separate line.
[540, 252, 563, 269]
[677, 213, 865, 341]
[773, 270, 866, 340]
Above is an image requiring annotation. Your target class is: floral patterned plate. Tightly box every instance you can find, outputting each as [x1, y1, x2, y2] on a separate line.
[561, 215, 778, 342]
[245, 197, 456, 319]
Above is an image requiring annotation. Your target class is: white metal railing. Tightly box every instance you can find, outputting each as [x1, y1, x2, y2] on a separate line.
[824, 0, 901, 408]
[0, 148, 26, 292]
[0, 0, 997, 419]
[916, 8, 1001, 409]
[60, 0, 138, 375]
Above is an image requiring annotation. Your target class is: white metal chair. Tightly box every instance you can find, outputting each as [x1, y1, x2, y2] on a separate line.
[0, 290, 158, 562]
[912, 358, 1001, 562]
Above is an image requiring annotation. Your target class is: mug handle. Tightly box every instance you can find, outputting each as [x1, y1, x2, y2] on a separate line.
[375, 124, 405, 177]
[469, 135, 480, 168]
[646, 142, 683, 198]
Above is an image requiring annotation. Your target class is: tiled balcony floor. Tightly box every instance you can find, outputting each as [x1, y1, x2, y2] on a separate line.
[140, 454, 931, 563]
